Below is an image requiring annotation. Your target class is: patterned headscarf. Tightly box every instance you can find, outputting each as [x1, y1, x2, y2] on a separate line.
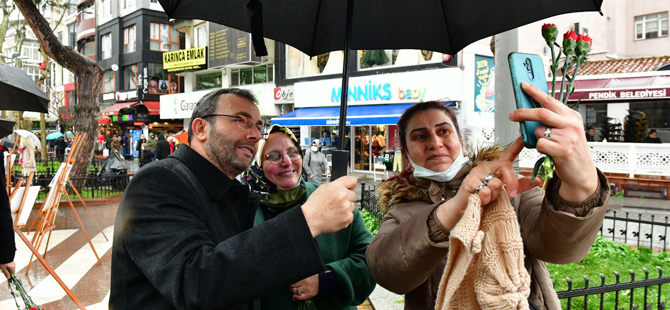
[242, 125, 303, 195]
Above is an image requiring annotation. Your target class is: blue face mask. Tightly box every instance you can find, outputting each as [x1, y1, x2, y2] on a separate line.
[407, 150, 470, 183]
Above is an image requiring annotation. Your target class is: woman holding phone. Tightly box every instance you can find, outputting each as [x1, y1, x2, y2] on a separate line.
[366, 82, 610, 310]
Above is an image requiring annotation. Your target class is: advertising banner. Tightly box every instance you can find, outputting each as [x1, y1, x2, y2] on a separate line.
[474, 55, 495, 113]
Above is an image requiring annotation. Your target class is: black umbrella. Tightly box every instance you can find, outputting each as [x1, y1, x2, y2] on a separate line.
[0, 118, 16, 138]
[0, 137, 14, 150]
[0, 62, 49, 113]
[158, 0, 603, 177]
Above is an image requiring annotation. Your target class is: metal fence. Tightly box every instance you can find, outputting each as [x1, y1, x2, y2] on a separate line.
[358, 185, 670, 309]
[11, 156, 107, 178]
[600, 211, 670, 251]
[556, 267, 670, 310]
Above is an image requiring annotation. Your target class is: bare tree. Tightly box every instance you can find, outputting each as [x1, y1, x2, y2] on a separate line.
[14, 0, 102, 179]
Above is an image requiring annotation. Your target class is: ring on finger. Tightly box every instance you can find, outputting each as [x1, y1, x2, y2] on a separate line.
[475, 183, 487, 193]
[544, 127, 552, 140]
[483, 173, 495, 185]
[297, 287, 303, 296]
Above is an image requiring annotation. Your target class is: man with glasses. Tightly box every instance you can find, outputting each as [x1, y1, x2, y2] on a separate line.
[110, 88, 359, 310]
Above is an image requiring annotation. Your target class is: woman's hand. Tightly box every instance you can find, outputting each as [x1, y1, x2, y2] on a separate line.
[508, 82, 599, 202]
[435, 138, 541, 231]
[290, 274, 319, 301]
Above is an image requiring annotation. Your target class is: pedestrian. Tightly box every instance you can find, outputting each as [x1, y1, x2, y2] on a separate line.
[110, 88, 358, 309]
[585, 126, 595, 142]
[111, 134, 122, 158]
[241, 125, 375, 309]
[97, 130, 106, 152]
[642, 129, 662, 143]
[366, 84, 609, 310]
[0, 156, 15, 280]
[303, 139, 328, 184]
[144, 133, 157, 163]
[18, 137, 36, 177]
[155, 134, 170, 160]
[135, 134, 146, 166]
[55, 136, 66, 161]
[105, 130, 113, 151]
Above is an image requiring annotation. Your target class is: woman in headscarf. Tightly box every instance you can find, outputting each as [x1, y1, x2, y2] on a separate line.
[242, 125, 375, 310]
[303, 139, 328, 185]
[365, 83, 610, 310]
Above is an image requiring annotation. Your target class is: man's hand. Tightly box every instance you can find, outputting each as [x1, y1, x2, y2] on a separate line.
[302, 176, 357, 237]
[1, 261, 16, 279]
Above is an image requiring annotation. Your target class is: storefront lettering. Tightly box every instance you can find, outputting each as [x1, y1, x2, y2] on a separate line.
[173, 98, 198, 115]
[588, 89, 667, 100]
[330, 82, 392, 102]
[398, 87, 426, 101]
[326, 119, 350, 125]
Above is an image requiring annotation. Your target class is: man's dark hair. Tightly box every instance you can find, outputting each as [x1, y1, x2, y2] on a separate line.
[586, 126, 594, 131]
[188, 88, 257, 143]
[650, 129, 657, 134]
[397, 101, 461, 152]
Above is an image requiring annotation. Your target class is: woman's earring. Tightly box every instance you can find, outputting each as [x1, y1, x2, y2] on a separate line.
[406, 165, 413, 173]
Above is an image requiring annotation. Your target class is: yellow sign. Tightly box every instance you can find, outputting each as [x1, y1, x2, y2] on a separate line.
[163, 47, 207, 70]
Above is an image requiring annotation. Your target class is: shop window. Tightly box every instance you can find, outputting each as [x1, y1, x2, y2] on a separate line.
[103, 70, 115, 93]
[101, 33, 112, 60]
[146, 63, 178, 94]
[124, 25, 136, 54]
[230, 64, 273, 86]
[194, 24, 207, 47]
[635, 12, 669, 40]
[309, 126, 338, 147]
[286, 46, 342, 78]
[358, 49, 443, 70]
[150, 22, 180, 52]
[630, 101, 670, 131]
[124, 64, 137, 89]
[196, 72, 221, 90]
[81, 40, 96, 57]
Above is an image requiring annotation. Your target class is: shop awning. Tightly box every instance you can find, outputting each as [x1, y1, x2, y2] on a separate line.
[128, 101, 161, 115]
[100, 102, 134, 116]
[272, 104, 414, 126]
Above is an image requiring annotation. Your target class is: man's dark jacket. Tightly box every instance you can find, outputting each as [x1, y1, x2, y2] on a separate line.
[0, 158, 15, 264]
[110, 146, 325, 309]
[156, 136, 171, 160]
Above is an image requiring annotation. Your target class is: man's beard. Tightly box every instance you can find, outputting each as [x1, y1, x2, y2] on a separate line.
[204, 126, 256, 177]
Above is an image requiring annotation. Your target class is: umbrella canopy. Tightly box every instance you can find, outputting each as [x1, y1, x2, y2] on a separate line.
[14, 129, 41, 149]
[46, 132, 64, 140]
[0, 62, 49, 113]
[0, 118, 16, 138]
[157, 0, 603, 57]
[65, 131, 75, 138]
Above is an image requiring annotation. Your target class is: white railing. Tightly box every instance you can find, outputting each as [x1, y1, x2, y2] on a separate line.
[519, 142, 670, 178]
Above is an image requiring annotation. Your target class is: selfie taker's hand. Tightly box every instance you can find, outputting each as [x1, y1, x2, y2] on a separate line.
[1, 261, 15, 279]
[290, 274, 319, 301]
[508, 82, 599, 201]
[435, 137, 541, 231]
[302, 176, 357, 237]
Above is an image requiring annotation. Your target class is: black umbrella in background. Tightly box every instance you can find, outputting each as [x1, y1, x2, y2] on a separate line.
[157, 0, 604, 178]
[0, 118, 16, 139]
[0, 62, 49, 113]
[0, 137, 14, 150]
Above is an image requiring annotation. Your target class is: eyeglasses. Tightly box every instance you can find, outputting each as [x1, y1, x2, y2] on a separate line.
[201, 114, 263, 133]
[264, 148, 301, 165]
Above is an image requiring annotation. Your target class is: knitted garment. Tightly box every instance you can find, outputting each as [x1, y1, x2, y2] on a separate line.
[435, 191, 531, 310]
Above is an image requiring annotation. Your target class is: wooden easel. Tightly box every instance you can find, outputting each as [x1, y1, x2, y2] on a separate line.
[25, 133, 105, 273]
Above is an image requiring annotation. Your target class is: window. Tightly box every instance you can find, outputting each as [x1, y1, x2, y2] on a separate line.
[635, 12, 669, 40]
[145, 63, 178, 94]
[150, 0, 158, 3]
[67, 0, 77, 15]
[123, 0, 134, 9]
[150, 22, 180, 52]
[124, 25, 136, 54]
[230, 64, 273, 86]
[101, 0, 112, 18]
[67, 23, 76, 47]
[101, 34, 112, 60]
[124, 64, 137, 89]
[196, 72, 221, 90]
[194, 24, 207, 47]
[81, 40, 96, 56]
[103, 70, 115, 93]
[80, 3, 94, 21]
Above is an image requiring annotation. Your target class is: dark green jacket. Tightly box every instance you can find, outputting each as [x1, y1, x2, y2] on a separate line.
[254, 181, 376, 310]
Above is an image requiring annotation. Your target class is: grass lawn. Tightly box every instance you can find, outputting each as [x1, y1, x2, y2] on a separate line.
[547, 236, 670, 310]
[35, 188, 124, 200]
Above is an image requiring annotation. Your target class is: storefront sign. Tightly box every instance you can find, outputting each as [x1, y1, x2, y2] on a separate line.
[274, 86, 294, 103]
[294, 68, 462, 108]
[111, 114, 134, 122]
[474, 55, 495, 113]
[208, 23, 262, 68]
[163, 47, 208, 72]
[102, 92, 115, 101]
[116, 90, 138, 101]
[238, 83, 280, 116]
[59, 106, 74, 121]
[576, 88, 670, 101]
[160, 89, 212, 119]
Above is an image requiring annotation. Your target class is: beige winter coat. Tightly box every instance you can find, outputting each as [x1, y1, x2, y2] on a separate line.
[366, 157, 609, 310]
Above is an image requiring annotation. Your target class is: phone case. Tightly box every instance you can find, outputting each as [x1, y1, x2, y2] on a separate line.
[508, 52, 548, 148]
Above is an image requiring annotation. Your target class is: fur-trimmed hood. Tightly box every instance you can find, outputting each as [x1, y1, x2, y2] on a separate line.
[376, 145, 506, 212]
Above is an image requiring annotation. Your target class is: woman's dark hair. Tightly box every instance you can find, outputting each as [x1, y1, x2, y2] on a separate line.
[397, 101, 461, 151]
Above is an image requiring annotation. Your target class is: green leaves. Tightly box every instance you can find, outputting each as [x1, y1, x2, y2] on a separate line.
[361, 209, 380, 236]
